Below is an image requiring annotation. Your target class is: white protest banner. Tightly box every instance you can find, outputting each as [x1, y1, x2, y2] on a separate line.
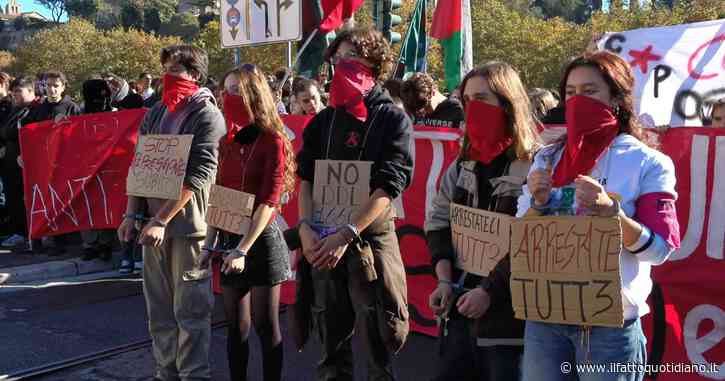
[450, 203, 513, 277]
[599, 19, 725, 127]
[126, 135, 193, 200]
[312, 160, 372, 226]
[207, 185, 255, 235]
[509, 216, 624, 328]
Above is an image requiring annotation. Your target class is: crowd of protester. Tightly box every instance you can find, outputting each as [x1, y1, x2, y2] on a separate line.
[0, 23, 721, 381]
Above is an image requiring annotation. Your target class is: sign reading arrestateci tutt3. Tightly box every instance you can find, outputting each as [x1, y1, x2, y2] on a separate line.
[450, 203, 513, 277]
[509, 215, 625, 328]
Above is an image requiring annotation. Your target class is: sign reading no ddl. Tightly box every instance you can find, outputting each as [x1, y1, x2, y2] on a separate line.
[312, 160, 372, 227]
[221, 0, 301, 48]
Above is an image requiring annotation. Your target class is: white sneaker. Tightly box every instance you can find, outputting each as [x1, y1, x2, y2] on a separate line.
[133, 261, 143, 273]
[2, 234, 26, 248]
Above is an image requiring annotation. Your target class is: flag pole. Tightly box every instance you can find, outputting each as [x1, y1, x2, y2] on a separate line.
[278, 28, 319, 91]
[391, 0, 425, 79]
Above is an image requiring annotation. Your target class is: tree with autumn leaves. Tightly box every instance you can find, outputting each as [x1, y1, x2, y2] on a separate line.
[3, 0, 724, 98]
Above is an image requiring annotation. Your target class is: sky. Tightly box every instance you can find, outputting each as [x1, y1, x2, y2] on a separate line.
[16, 0, 53, 18]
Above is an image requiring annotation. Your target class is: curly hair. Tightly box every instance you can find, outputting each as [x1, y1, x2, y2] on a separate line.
[324, 27, 394, 81]
[222, 65, 297, 197]
[400, 73, 436, 115]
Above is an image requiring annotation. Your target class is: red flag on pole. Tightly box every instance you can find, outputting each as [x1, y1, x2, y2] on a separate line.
[318, 0, 365, 33]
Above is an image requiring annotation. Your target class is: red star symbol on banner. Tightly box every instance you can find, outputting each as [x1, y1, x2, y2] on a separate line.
[628, 45, 662, 74]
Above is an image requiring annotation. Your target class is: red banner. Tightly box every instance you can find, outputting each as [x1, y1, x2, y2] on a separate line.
[20, 110, 722, 378]
[20, 109, 144, 239]
[642, 128, 724, 380]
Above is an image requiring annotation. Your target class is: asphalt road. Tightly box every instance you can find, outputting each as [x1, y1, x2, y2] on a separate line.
[0, 275, 439, 380]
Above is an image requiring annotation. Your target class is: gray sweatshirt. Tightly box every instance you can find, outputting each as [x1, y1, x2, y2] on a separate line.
[138, 88, 227, 238]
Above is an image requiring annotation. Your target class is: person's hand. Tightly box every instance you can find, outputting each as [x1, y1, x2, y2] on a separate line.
[199, 248, 212, 268]
[456, 287, 491, 319]
[16, 156, 23, 168]
[299, 223, 320, 262]
[311, 231, 348, 269]
[574, 175, 617, 216]
[528, 162, 553, 206]
[117, 218, 135, 242]
[429, 282, 454, 317]
[221, 251, 246, 274]
[586, 32, 604, 53]
[138, 223, 165, 247]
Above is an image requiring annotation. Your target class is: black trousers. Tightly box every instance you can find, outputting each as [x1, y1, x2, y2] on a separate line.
[432, 314, 523, 381]
[1, 162, 26, 237]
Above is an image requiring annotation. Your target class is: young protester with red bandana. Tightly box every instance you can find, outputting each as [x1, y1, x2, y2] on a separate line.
[117, 45, 226, 381]
[518, 51, 680, 381]
[425, 62, 541, 380]
[201, 64, 294, 381]
[293, 27, 413, 381]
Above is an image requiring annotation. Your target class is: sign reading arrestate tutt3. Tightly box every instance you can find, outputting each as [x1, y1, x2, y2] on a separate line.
[509, 215, 625, 328]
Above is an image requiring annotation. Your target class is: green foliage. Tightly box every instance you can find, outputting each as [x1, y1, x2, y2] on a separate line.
[160, 12, 201, 41]
[462, 0, 725, 90]
[193, 21, 289, 81]
[66, 0, 99, 20]
[10, 19, 180, 98]
[144, 7, 162, 33]
[121, 2, 144, 30]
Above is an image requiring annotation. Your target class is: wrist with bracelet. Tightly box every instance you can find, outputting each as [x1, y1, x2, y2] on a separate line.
[227, 248, 248, 258]
[149, 217, 168, 228]
[337, 224, 360, 244]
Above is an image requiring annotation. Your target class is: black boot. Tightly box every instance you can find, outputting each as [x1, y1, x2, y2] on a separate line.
[81, 247, 98, 261]
[99, 244, 113, 262]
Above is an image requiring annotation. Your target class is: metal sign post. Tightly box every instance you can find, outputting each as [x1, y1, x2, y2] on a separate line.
[221, 0, 302, 48]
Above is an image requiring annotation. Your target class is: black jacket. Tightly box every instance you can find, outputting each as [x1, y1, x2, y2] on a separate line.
[0, 103, 37, 170]
[32, 95, 80, 122]
[297, 85, 413, 199]
[414, 98, 465, 128]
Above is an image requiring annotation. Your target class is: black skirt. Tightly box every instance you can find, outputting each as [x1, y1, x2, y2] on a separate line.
[218, 220, 291, 288]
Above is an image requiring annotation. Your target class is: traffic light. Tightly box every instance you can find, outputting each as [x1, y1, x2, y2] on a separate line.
[374, 0, 402, 44]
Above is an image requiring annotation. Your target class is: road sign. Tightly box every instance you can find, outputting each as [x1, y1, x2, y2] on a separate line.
[221, 0, 302, 48]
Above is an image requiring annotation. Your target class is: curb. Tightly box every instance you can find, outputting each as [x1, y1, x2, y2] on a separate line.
[0, 253, 121, 285]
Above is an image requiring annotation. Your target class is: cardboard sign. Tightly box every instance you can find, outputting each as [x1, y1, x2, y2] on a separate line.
[509, 216, 624, 328]
[312, 160, 372, 226]
[450, 203, 513, 277]
[206, 185, 255, 235]
[126, 134, 193, 200]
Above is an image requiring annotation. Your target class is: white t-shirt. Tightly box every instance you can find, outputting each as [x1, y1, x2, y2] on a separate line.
[517, 134, 677, 320]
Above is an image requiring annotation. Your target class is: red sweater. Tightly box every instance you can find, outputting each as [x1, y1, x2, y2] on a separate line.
[217, 126, 286, 211]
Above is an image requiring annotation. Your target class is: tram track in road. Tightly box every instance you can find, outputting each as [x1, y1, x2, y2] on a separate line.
[0, 320, 229, 381]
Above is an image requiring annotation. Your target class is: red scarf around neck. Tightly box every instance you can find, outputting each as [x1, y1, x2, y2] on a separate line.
[552, 95, 619, 187]
[329, 59, 376, 122]
[162, 73, 199, 112]
[465, 100, 512, 164]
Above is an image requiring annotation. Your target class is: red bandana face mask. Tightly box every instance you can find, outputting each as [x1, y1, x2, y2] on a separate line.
[329, 59, 376, 122]
[551, 95, 619, 187]
[465, 100, 512, 164]
[162, 73, 199, 112]
[223, 92, 253, 143]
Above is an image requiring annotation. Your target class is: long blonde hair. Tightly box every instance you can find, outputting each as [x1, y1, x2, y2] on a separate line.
[222, 64, 296, 195]
[459, 62, 541, 161]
